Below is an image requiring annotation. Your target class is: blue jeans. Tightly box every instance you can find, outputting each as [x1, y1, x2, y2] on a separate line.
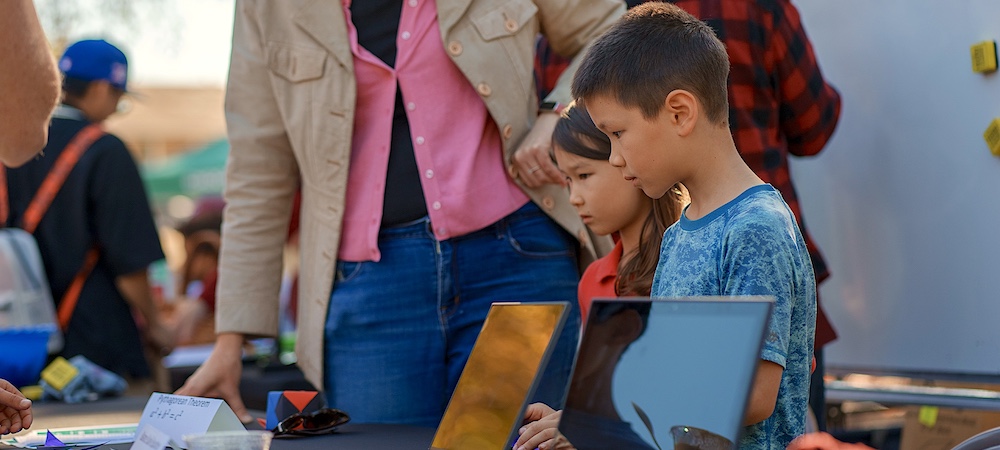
[324, 202, 581, 426]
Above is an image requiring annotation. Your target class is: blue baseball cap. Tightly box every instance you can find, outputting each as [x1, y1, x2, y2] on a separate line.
[58, 39, 129, 91]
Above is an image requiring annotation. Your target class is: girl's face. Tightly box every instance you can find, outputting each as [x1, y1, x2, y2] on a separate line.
[554, 145, 650, 238]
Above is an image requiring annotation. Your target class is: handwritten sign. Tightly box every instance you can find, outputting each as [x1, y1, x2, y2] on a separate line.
[138, 393, 245, 449]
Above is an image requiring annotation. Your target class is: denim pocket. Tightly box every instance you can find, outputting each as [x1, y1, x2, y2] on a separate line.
[335, 261, 365, 283]
[502, 207, 577, 259]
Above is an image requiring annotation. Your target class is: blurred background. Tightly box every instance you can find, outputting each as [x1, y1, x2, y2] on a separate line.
[34, 0, 236, 296]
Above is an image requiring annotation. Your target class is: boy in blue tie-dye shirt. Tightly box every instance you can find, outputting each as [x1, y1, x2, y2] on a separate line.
[571, 4, 816, 449]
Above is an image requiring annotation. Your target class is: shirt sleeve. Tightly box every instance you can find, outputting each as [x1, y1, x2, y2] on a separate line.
[535, 0, 626, 105]
[772, 0, 841, 157]
[216, 0, 299, 337]
[87, 136, 165, 277]
[718, 209, 800, 368]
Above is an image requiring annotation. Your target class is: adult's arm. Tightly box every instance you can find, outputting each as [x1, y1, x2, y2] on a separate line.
[116, 270, 175, 354]
[773, 0, 841, 157]
[175, 0, 298, 423]
[510, 0, 625, 188]
[215, 0, 298, 340]
[536, 0, 624, 110]
[0, 0, 60, 167]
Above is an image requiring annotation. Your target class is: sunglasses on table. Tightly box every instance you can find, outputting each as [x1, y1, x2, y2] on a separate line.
[271, 408, 351, 437]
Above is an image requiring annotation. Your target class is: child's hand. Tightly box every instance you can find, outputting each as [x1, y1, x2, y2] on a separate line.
[514, 403, 574, 450]
[0, 378, 32, 435]
[787, 432, 876, 450]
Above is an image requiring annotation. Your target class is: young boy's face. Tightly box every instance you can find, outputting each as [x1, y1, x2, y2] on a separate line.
[585, 93, 682, 199]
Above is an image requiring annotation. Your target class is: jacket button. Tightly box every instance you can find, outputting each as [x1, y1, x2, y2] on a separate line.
[504, 19, 518, 32]
[542, 196, 555, 210]
[502, 124, 513, 139]
[448, 40, 463, 56]
[476, 83, 492, 97]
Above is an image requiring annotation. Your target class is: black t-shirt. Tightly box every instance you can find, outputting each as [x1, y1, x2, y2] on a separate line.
[4, 109, 165, 378]
[350, 0, 428, 227]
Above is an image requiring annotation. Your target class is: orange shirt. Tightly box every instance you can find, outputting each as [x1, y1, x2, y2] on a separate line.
[577, 240, 623, 322]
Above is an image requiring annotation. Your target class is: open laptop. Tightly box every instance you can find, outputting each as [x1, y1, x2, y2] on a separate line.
[430, 301, 570, 450]
[557, 297, 773, 450]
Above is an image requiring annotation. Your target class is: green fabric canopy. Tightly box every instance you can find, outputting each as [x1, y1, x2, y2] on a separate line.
[141, 139, 228, 203]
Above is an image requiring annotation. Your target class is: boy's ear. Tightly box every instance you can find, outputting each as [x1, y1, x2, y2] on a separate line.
[663, 89, 698, 136]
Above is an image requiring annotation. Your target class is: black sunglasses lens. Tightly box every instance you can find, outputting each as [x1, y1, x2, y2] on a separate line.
[274, 414, 304, 434]
[303, 409, 350, 429]
[274, 409, 350, 436]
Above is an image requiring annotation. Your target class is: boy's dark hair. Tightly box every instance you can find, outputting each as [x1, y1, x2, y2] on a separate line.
[552, 103, 685, 297]
[572, 2, 730, 124]
[61, 76, 93, 106]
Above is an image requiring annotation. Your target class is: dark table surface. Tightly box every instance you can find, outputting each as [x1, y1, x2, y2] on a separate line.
[2, 396, 437, 450]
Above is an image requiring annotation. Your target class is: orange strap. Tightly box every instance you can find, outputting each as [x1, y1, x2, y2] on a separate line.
[57, 246, 100, 331]
[22, 124, 105, 233]
[1, 124, 105, 331]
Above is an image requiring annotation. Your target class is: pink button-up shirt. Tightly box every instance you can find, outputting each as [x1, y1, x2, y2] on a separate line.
[338, 0, 529, 262]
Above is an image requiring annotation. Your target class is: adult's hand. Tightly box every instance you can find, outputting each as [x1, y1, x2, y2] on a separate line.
[514, 403, 574, 450]
[787, 432, 876, 450]
[510, 113, 565, 188]
[174, 333, 253, 423]
[0, 378, 32, 435]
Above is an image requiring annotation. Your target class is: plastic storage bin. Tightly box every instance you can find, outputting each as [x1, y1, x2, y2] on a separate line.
[0, 228, 62, 353]
[0, 324, 55, 387]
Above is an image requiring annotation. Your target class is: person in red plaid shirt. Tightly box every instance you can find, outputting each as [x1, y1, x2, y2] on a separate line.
[536, 0, 841, 431]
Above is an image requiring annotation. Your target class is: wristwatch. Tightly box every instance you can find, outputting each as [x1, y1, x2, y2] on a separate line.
[538, 101, 566, 115]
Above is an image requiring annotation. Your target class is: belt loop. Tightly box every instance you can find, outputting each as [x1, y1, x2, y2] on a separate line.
[494, 212, 507, 240]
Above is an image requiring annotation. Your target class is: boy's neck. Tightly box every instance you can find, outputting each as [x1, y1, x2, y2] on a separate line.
[681, 129, 763, 221]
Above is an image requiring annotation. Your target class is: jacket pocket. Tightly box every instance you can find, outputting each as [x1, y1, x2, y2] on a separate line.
[471, 0, 538, 41]
[266, 43, 327, 83]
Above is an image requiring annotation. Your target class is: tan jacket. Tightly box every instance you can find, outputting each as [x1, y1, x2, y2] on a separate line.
[218, 0, 622, 388]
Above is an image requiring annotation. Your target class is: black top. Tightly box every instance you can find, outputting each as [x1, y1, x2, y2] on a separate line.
[4, 106, 165, 378]
[350, 0, 427, 227]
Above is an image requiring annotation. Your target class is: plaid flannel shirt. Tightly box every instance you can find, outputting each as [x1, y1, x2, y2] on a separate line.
[535, 0, 841, 347]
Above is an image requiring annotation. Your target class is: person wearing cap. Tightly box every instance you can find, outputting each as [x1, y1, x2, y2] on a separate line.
[2, 39, 174, 387]
[0, 0, 61, 167]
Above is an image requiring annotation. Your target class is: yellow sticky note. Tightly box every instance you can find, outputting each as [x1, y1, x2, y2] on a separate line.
[985, 118, 1000, 156]
[19, 385, 42, 401]
[971, 41, 998, 73]
[919, 406, 939, 428]
[40, 357, 79, 391]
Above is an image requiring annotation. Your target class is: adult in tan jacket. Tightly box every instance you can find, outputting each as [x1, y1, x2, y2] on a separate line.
[177, 0, 621, 424]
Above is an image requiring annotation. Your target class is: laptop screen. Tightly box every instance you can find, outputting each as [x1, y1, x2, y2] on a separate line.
[431, 302, 569, 450]
[558, 297, 773, 450]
